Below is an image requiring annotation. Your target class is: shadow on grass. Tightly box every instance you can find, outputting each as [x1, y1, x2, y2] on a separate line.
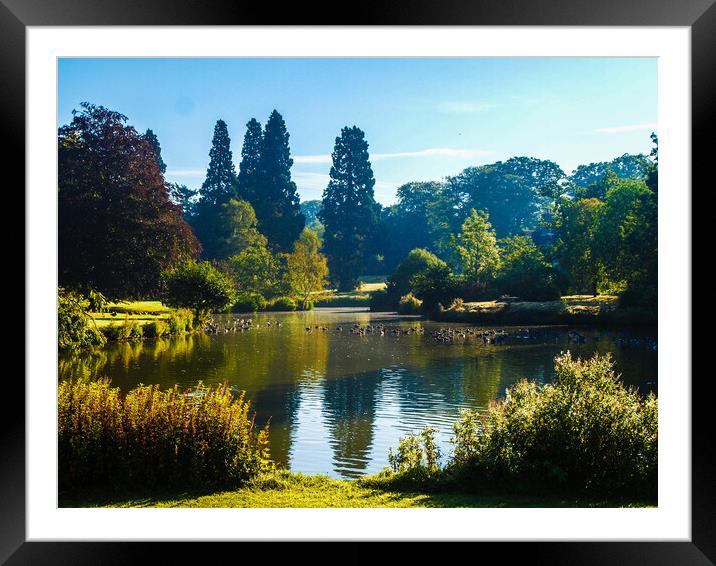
[59, 472, 656, 509]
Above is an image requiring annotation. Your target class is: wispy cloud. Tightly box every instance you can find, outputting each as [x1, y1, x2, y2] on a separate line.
[292, 171, 331, 190]
[294, 147, 493, 164]
[436, 101, 496, 114]
[293, 155, 333, 165]
[373, 148, 493, 160]
[595, 122, 657, 134]
[165, 168, 205, 177]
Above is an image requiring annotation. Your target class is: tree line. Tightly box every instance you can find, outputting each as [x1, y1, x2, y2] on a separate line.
[58, 102, 657, 314]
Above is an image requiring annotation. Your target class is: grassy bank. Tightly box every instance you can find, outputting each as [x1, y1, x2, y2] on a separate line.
[60, 471, 653, 508]
[313, 278, 386, 308]
[433, 295, 656, 326]
[89, 300, 173, 328]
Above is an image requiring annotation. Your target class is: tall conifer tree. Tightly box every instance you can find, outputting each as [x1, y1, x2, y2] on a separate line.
[201, 119, 237, 206]
[237, 118, 263, 202]
[254, 110, 304, 251]
[191, 119, 239, 259]
[319, 126, 380, 291]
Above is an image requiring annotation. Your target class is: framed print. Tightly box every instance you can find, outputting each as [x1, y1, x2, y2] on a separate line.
[5, 0, 710, 563]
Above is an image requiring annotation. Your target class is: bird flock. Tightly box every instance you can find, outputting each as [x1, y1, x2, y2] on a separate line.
[200, 317, 655, 350]
[201, 318, 603, 346]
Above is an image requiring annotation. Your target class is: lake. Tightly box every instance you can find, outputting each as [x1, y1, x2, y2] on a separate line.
[59, 308, 658, 479]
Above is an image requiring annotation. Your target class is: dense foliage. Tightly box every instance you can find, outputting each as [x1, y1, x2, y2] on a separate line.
[251, 110, 305, 251]
[320, 126, 381, 291]
[58, 103, 200, 298]
[387, 353, 657, 498]
[161, 260, 237, 320]
[496, 236, 558, 300]
[58, 288, 106, 351]
[284, 229, 329, 310]
[58, 379, 271, 492]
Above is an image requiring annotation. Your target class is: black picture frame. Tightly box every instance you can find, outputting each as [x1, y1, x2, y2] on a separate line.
[5, 1, 708, 563]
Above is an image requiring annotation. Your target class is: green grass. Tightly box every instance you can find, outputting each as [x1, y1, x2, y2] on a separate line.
[60, 471, 654, 508]
[89, 300, 173, 327]
[313, 278, 387, 307]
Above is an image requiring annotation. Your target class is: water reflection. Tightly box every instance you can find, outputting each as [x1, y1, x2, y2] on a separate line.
[59, 309, 658, 479]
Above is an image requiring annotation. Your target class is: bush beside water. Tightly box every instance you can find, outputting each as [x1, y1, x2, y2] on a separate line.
[232, 292, 268, 313]
[267, 296, 298, 311]
[387, 352, 657, 498]
[58, 379, 271, 493]
[58, 288, 107, 351]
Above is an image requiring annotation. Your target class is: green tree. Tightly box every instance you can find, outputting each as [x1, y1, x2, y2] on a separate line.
[192, 198, 266, 261]
[300, 200, 325, 240]
[58, 103, 200, 298]
[237, 118, 263, 202]
[551, 197, 605, 295]
[169, 183, 197, 217]
[646, 133, 658, 195]
[162, 260, 237, 321]
[597, 177, 657, 303]
[319, 126, 381, 291]
[445, 157, 564, 238]
[496, 235, 557, 300]
[191, 119, 241, 258]
[253, 110, 305, 251]
[284, 229, 329, 309]
[228, 245, 279, 296]
[381, 182, 452, 271]
[569, 153, 651, 194]
[214, 199, 268, 259]
[201, 119, 237, 206]
[386, 248, 448, 301]
[450, 209, 501, 288]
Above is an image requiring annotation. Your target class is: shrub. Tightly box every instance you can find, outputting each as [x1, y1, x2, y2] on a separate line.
[101, 317, 143, 342]
[166, 309, 195, 334]
[410, 263, 459, 312]
[232, 292, 267, 313]
[386, 248, 447, 302]
[267, 296, 297, 311]
[369, 289, 396, 312]
[58, 288, 106, 351]
[387, 427, 441, 483]
[144, 320, 170, 338]
[397, 293, 423, 314]
[87, 289, 109, 313]
[58, 379, 272, 492]
[162, 260, 237, 320]
[298, 298, 314, 311]
[448, 352, 657, 497]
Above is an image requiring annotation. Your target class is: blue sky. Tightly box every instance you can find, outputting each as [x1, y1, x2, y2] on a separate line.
[58, 58, 657, 205]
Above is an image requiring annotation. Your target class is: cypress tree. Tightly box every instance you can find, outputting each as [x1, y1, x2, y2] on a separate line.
[319, 126, 380, 291]
[254, 110, 305, 251]
[191, 119, 239, 259]
[237, 118, 263, 203]
[201, 119, 237, 206]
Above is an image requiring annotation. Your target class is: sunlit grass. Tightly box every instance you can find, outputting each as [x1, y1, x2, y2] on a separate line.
[89, 300, 173, 327]
[60, 471, 655, 509]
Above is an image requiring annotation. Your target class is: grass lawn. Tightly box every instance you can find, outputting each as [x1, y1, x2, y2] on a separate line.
[89, 300, 173, 327]
[313, 277, 387, 307]
[60, 471, 654, 509]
